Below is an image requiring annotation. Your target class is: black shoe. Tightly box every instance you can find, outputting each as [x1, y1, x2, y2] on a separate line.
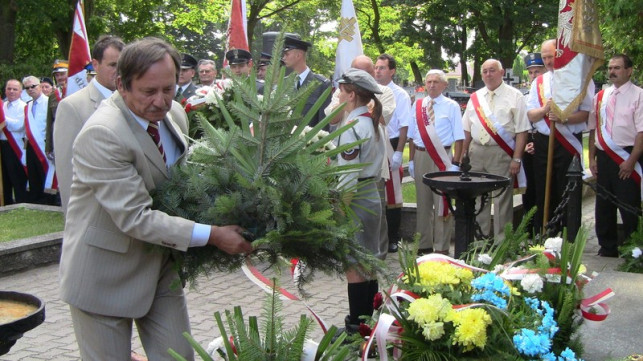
[597, 247, 619, 258]
[332, 315, 360, 344]
[418, 247, 433, 255]
[388, 242, 398, 253]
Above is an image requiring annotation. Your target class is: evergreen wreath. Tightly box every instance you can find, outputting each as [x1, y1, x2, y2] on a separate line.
[153, 35, 386, 290]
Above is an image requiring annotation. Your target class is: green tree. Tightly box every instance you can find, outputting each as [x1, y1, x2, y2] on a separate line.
[597, 0, 643, 83]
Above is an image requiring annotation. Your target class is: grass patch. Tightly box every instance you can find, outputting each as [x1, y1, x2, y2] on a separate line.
[402, 182, 416, 203]
[0, 207, 64, 242]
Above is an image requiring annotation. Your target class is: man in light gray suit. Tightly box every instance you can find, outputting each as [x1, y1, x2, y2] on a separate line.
[58, 38, 253, 361]
[54, 35, 125, 213]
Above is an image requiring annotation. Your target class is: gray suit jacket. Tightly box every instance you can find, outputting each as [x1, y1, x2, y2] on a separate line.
[59, 92, 194, 318]
[54, 81, 106, 213]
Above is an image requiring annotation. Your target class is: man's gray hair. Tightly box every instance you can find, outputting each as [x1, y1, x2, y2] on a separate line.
[425, 69, 447, 83]
[118, 37, 180, 91]
[22, 75, 40, 85]
[198, 59, 216, 69]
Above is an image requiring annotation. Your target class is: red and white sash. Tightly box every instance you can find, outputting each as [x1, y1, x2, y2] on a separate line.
[470, 92, 526, 189]
[535, 74, 584, 164]
[0, 100, 27, 174]
[24, 103, 57, 191]
[384, 117, 403, 207]
[595, 88, 643, 199]
[415, 98, 451, 215]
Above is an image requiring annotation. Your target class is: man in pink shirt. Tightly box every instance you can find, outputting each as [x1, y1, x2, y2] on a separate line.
[588, 54, 643, 257]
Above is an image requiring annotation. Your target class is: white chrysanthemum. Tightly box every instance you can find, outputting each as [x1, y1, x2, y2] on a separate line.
[520, 274, 544, 293]
[632, 247, 642, 259]
[492, 264, 506, 273]
[544, 237, 563, 252]
[477, 253, 492, 265]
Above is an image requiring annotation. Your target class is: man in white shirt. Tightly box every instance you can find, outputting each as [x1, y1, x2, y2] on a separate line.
[461, 59, 530, 239]
[408, 70, 464, 255]
[374, 53, 409, 253]
[526, 39, 593, 234]
[54, 35, 125, 213]
[22, 76, 51, 204]
[1, 79, 28, 204]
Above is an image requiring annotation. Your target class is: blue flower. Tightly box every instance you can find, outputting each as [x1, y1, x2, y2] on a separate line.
[559, 347, 580, 361]
[471, 273, 510, 309]
[512, 328, 552, 357]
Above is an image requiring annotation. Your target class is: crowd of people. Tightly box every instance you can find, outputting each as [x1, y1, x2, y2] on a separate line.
[1, 33, 641, 360]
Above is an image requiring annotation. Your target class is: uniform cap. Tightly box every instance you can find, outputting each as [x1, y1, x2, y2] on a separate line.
[524, 53, 544, 68]
[283, 34, 311, 52]
[52, 59, 69, 73]
[181, 53, 198, 69]
[337, 68, 382, 94]
[225, 49, 252, 65]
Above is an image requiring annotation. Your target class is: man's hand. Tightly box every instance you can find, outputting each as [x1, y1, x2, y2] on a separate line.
[619, 159, 636, 180]
[509, 160, 521, 176]
[208, 225, 254, 255]
[408, 160, 415, 178]
[391, 151, 403, 170]
[525, 142, 535, 155]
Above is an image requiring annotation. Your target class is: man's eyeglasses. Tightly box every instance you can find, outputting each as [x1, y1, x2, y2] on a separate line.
[25, 84, 39, 90]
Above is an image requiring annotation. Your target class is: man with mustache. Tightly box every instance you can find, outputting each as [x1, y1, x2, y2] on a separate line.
[58, 38, 253, 360]
[588, 54, 643, 257]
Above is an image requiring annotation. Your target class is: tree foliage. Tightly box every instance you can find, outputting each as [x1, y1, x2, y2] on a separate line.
[1, 0, 641, 96]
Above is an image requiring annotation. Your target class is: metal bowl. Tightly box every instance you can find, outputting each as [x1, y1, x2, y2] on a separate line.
[0, 291, 46, 356]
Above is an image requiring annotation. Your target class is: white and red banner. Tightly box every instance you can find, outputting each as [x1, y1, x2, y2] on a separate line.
[333, 0, 363, 86]
[552, 0, 604, 119]
[223, 0, 249, 68]
[66, 0, 92, 97]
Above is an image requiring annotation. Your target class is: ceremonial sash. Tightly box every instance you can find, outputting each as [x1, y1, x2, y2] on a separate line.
[470, 92, 526, 189]
[24, 104, 57, 191]
[595, 88, 643, 199]
[415, 98, 450, 215]
[535, 74, 583, 161]
[0, 100, 27, 174]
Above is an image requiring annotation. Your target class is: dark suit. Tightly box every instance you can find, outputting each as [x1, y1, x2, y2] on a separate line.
[300, 71, 331, 128]
[59, 93, 194, 360]
[176, 82, 197, 104]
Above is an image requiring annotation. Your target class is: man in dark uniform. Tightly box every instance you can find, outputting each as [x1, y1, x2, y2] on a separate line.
[176, 53, 198, 103]
[257, 52, 271, 81]
[281, 34, 331, 128]
[225, 48, 264, 94]
[522, 52, 546, 234]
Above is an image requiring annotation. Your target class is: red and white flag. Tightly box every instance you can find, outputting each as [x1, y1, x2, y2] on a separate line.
[333, 0, 363, 86]
[552, 0, 604, 119]
[65, 0, 92, 97]
[223, 0, 249, 68]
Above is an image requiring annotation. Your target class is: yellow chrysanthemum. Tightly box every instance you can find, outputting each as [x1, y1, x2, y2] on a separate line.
[422, 322, 445, 341]
[407, 295, 452, 326]
[413, 262, 474, 290]
[445, 308, 492, 352]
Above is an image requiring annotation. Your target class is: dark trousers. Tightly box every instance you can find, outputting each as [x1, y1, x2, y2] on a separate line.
[387, 137, 402, 243]
[26, 143, 49, 205]
[522, 134, 537, 234]
[1, 140, 28, 204]
[595, 149, 642, 252]
[533, 132, 581, 234]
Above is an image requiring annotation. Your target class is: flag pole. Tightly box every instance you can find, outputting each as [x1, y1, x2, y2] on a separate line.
[0, 145, 4, 207]
[543, 120, 556, 232]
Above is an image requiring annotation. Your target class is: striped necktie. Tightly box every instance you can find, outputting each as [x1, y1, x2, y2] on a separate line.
[426, 99, 435, 126]
[147, 121, 166, 163]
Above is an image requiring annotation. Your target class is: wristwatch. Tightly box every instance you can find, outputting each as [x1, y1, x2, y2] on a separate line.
[512, 158, 522, 163]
